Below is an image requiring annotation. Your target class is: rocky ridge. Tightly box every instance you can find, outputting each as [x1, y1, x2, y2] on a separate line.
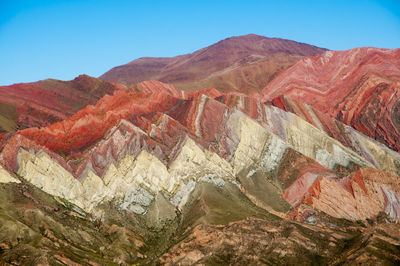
[0, 81, 398, 223]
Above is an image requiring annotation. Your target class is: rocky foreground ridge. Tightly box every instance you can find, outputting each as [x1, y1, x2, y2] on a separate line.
[0, 77, 400, 264]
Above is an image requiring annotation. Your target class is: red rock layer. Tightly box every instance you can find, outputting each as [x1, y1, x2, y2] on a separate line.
[18, 88, 180, 155]
[15, 80, 241, 162]
[0, 81, 314, 178]
[262, 48, 400, 151]
[0, 75, 127, 132]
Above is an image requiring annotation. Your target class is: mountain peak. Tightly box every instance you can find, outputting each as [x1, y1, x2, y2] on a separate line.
[99, 34, 327, 93]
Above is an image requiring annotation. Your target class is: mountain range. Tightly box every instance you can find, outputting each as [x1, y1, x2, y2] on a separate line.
[0, 34, 399, 265]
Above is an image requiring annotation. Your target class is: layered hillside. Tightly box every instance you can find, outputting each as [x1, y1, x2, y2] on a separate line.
[0, 75, 127, 133]
[271, 94, 400, 174]
[100, 34, 327, 94]
[262, 48, 400, 151]
[0, 81, 399, 264]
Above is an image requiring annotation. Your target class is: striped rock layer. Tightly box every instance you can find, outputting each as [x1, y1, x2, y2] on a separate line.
[261, 47, 400, 151]
[0, 80, 399, 224]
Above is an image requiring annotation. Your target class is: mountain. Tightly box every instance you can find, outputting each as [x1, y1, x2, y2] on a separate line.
[1, 34, 400, 264]
[99, 34, 327, 94]
[0, 75, 127, 133]
[262, 47, 400, 151]
[0, 81, 399, 264]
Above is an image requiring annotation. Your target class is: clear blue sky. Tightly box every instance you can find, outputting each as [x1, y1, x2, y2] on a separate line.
[0, 0, 399, 85]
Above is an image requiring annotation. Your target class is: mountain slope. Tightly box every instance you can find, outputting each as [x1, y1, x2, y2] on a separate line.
[100, 34, 327, 94]
[0, 75, 127, 133]
[0, 81, 399, 264]
[262, 47, 400, 151]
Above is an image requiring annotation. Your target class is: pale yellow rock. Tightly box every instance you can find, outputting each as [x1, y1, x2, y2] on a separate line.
[0, 166, 20, 183]
[264, 105, 372, 170]
[81, 170, 111, 212]
[169, 137, 233, 186]
[266, 102, 400, 176]
[17, 149, 84, 209]
[357, 133, 400, 175]
[228, 110, 269, 175]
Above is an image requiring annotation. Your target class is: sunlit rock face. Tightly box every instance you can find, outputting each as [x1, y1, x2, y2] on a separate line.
[0, 80, 397, 224]
[0, 78, 399, 264]
[262, 48, 400, 151]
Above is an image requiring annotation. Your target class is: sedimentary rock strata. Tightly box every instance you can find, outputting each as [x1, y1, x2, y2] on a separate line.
[262, 48, 400, 151]
[0, 81, 397, 226]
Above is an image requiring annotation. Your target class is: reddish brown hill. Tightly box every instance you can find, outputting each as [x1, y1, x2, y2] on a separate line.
[262, 47, 400, 151]
[99, 34, 327, 94]
[0, 75, 127, 132]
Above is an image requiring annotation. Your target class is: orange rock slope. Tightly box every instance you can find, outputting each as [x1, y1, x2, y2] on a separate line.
[262, 47, 400, 151]
[291, 167, 400, 222]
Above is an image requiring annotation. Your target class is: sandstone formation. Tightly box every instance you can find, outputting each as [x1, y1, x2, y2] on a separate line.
[262, 47, 400, 151]
[100, 34, 327, 94]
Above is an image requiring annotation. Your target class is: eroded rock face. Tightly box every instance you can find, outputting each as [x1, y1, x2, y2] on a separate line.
[283, 167, 400, 223]
[0, 79, 399, 264]
[4, 81, 390, 220]
[262, 48, 400, 151]
[0, 80, 397, 228]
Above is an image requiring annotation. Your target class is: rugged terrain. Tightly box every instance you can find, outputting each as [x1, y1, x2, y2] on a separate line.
[100, 34, 327, 94]
[0, 80, 399, 264]
[0, 35, 399, 265]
